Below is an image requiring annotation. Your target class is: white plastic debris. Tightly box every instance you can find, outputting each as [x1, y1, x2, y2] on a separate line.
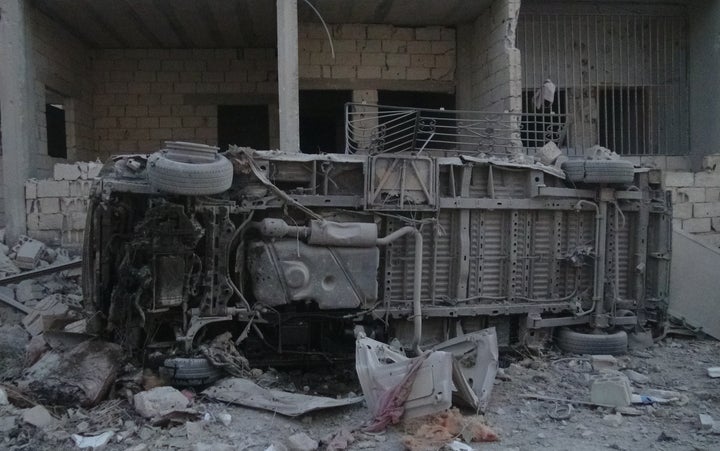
[217, 412, 232, 426]
[0, 387, 8, 405]
[71, 431, 114, 449]
[707, 367, 720, 378]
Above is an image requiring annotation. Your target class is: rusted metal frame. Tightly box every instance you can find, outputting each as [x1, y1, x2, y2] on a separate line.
[634, 192, 650, 308]
[0, 259, 82, 286]
[383, 302, 576, 319]
[507, 210, 520, 302]
[455, 166, 472, 299]
[549, 211, 563, 298]
[439, 197, 641, 212]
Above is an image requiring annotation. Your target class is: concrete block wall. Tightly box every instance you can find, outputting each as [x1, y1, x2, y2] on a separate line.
[30, 7, 94, 169]
[456, 0, 521, 113]
[91, 47, 278, 160]
[91, 24, 456, 160]
[298, 23, 455, 83]
[665, 158, 720, 246]
[24, 162, 101, 247]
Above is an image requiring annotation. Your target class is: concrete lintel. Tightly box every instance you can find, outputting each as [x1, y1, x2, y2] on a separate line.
[0, 0, 35, 242]
[277, 0, 300, 152]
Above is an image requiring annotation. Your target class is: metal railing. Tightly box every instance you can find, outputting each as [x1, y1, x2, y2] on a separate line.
[518, 13, 689, 156]
[345, 103, 569, 155]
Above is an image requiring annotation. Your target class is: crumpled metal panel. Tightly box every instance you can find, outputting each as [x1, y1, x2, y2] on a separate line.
[355, 335, 453, 419]
[434, 327, 499, 412]
[247, 239, 379, 309]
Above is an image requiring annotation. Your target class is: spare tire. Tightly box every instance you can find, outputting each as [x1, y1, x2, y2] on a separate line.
[561, 159, 634, 185]
[147, 151, 233, 195]
[556, 328, 628, 355]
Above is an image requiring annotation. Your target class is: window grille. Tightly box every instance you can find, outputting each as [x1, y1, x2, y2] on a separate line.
[518, 13, 689, 156]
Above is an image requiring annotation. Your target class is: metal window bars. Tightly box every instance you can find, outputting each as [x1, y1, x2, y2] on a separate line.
[518, 13, 689, 156]
[344, 103, 569, 155]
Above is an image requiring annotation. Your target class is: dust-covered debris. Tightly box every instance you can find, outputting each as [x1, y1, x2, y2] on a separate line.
[133, 386, 190, 418]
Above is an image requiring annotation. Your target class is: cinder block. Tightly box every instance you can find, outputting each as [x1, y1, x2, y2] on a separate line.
[366, 24, 393, 39]
[361, 53, 386, 66]
[406, 67, 430, 80]
[702, 155, 720, 172]
[53, 163, 82, 181]
[67, 212, 87, 231]
[590, 373, 632, 407]
[25, 180, 38, 199]
[38, 213, 64, 231]
[664, 171, 694, 187]
[407, 41, 431, 54]
[381, 67, 406, 80]
[381, 40, 406, 53]
[356, 66, 381, 79]
[706, 188, 720, 202]
[695, 171, 720, 187]
[693, 202, 720, 218]
[38, 198, 60, 214]
[431, 41, 454, 54]
[683, 218, 712, 233]
[672, 202, 692, 219]
[60, 197, 88, 213]
[712, 218, 720, 232]
[331, 66, 356, 79]
[36, 180, 69, 198]
[676, 187, 705, 204]
[415, 27, 442, 41]
[87, 163, 103, 180]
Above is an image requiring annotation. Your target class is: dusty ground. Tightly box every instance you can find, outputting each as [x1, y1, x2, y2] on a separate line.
[1, 334, 719, 451]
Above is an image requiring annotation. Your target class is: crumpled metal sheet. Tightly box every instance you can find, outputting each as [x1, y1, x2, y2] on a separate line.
[434, 327, 499, 412]
[355, 335, 453, 421]
[202, 378, 363, 417]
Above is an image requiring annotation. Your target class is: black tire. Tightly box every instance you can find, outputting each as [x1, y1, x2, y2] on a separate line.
[583, 160, 634, 184]
[561, 159, 634, 185]
[147, 152, 233, 195]
[561, 160, 586, 182]
[556, 328, 628, 355]
[159, 357, 225, 386]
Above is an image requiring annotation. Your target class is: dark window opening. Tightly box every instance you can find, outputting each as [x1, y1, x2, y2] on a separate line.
[598, 88, 648, 156]
[217, 105, 270, 151]
[46, 103, 67, 158]
[521, 89, 566, 149]
[300, 90, 351, 154]
[377, 91, 455, 110]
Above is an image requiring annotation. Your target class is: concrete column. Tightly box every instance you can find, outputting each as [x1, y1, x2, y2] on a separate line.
[276, 0, 300, 152]
[0, 0, 35, 243]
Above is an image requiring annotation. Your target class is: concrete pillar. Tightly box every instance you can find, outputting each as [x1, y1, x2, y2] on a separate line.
[276, 0, 300, 152]
[0, 0, 35, 243]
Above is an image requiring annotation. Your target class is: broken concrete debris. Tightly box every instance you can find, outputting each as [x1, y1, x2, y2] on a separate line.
[708, 367, 720, 378]
[286, 432, 319, 451]
[699, 413, 715, 430]
[18, 339, 124, 407]
[71, 430, 114, 449]
[134, 386, 191, 418]
[590, 372, 632, 407]
[21, 405, 57, 429]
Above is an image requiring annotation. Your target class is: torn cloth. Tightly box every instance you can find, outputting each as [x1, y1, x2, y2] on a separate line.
[364, 351, 430, 432]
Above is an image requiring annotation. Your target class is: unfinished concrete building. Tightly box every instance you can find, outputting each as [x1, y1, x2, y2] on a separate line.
[0, 0, 718, 245]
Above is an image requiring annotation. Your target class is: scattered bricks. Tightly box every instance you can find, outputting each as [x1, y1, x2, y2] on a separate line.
[590, 373, 632, 407]
[683, 218, 712, 233]
[15, 280, 45, 304]
[672, 203, 692, 219]
[695, 171, 720, 187]
[37, 180, 69, 198]
[663, 171, 694, 187]
[25, 180, 38, 199]
[591, 355, 617, 371]
[134, 386, 190, 418]
[38, 214, 64, 231]
[699, 414, 715, 430]
[693, 202, 720, 218]
[38, 198, 60, 214]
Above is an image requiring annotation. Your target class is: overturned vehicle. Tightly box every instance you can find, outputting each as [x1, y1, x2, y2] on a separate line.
[83, 105, 671, 383]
